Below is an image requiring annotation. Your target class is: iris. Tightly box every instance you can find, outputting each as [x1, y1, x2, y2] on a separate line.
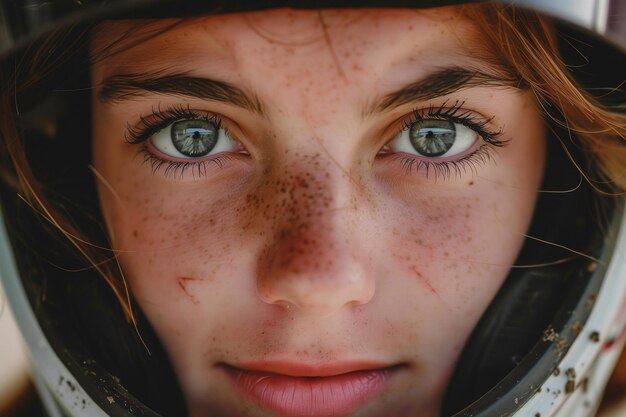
[171, 120, 219, 157]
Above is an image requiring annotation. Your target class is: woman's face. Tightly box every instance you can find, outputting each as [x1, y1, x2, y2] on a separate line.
[92, 7, 545, 417]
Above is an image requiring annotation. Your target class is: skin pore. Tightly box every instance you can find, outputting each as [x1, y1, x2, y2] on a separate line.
[91, 7, 546, 417]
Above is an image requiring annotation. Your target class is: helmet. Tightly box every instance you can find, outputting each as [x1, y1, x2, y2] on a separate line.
[0, 1, 624, 416]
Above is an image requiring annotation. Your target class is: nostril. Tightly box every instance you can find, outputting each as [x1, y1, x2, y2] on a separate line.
[256, 261, 376, 316]
[256, 286, 293, 309]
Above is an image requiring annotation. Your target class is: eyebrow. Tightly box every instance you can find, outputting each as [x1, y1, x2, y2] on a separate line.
[367, 67, 523, 116]
[98, 72, 265, 115]
[98, 67, 521, 118]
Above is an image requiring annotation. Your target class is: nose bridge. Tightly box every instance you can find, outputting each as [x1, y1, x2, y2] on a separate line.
[256, 152, 374, 316]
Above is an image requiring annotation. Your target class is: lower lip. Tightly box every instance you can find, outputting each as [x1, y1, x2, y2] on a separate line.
[221, 365, 396, 417]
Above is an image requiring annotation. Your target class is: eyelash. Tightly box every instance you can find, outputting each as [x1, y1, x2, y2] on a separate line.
[125, 104, 235, 178]
[125, 101, 506, 179]
[403, 100, 504, 145]
[388, 100, 506, 180]
[396, 145, 497, 180]
[125, 104, 224, 144]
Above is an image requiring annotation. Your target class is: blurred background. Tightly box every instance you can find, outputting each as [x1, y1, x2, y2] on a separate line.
[0, 287, 42, 417]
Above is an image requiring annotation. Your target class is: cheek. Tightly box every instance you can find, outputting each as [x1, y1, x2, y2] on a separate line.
[377, 196, 493, 328]
[387, 190, 528, 296]
[92, 134, 248, 330]
[369, 188, 538, 391]
[104, 187, 239, 282]
[97, 181, 257, 369]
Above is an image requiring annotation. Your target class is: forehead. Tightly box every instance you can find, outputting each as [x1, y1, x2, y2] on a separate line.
[91, 7, 485, 78]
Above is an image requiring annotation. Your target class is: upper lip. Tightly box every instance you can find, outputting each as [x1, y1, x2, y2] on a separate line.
[220, 360, 403, 377]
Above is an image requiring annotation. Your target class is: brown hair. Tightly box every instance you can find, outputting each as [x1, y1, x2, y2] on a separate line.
[0, 26, 137, 320]
[467, 4, 626, 192]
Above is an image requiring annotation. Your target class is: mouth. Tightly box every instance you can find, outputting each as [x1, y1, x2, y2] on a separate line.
[219, 361, 405, 417]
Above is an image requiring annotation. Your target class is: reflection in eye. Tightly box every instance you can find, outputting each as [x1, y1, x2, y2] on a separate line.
[151, 119, 237, 159]
[391, 119, 477, 158]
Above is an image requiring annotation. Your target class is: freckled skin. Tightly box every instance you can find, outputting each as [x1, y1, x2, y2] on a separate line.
[92, 8, 546, 417]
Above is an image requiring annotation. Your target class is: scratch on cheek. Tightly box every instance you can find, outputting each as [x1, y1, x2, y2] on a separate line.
[177, 277, 203, 305]
[409, 266, 439, 297]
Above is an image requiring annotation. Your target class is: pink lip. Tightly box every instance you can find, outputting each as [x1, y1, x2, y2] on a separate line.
[220, 362, 401, 417]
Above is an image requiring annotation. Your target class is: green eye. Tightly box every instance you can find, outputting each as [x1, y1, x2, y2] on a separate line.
[391, 119, 477, 158]
[171, 120, 219, 157]
[151, 118, 236, 159]
[409, 120, 455, 157]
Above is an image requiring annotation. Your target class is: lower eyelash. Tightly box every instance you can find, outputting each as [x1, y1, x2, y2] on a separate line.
[139, 149, 231, 179]
[397, 144, 496, 180]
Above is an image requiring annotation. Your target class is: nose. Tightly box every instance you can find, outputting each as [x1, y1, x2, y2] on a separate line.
[255, 161, 375, 316]
[257, 229, 375, 316]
